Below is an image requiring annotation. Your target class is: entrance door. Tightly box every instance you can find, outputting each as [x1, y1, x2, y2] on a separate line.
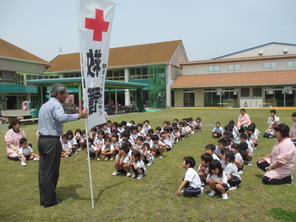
[7, 96, 17, 109]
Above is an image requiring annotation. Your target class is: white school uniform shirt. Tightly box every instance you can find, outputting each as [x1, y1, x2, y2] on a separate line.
[212, 126, 224, 133]
[151, 140, 165, 150]
[19, 146, 33, 156]
[224, 162, 241, 180]
[131, 133, 140, 141]
[141, 125, 151, 136]
[163, 137, 173, 147]
[133, 143, 143, 150]
[61, 141, 72, 152]
[123, 153, 130, 164]
[95, 138, 104, 146]
[144, 139, 153, 148]
[135, 159, 146, 172]
[101, 144, 115, 152]
[112, 141, 120, 149]
[207, 172, 229, 187]
[184, 168, 202, 188]
[234, 152, 244, 166]
[69, 138, 77, 146]
[246, 140, 254, 153]
[89, 144, 96, 152]
[74, 134, 82, 142]
[212, 153, 221, 161]
[118, 127, 125, 133]
[104, 128, 111, 135]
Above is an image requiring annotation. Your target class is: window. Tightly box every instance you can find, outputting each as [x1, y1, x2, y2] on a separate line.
[264, 62, 277, 69]
[64, 72, 81, 78]
[183, 89, 195, 107]
[0, 70, 17, 84]
[253, 87, 262, 97]
[106, 69, 124, 80]
[228, 64, 240, 71]
[241, 88, 250, 97]
[208, 65, 220, 72]
[287, 61, 296, 67]
[16, 74, 24, 84]
[129, 67, 149, 79]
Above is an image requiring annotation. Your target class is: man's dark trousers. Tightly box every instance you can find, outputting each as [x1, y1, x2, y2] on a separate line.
[38, 136, 62, 206]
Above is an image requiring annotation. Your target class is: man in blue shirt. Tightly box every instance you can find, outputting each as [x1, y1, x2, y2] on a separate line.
[38, 83, 87, 207]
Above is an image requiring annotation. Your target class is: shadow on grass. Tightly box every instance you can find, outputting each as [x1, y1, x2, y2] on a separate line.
[56, 182, 125, 203]
[57, 184, 88, 201]
[95, 182, 125, 204]
[268, 208, 296, 222]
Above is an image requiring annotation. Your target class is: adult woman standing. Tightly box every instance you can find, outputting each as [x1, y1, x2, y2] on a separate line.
[257, 123, 296, 185]
[4, 120, 27, 166]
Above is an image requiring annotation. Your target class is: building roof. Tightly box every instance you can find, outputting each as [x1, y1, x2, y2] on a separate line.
[171, 70, 296, 88]
[213, 42, 296, 59]
[44, 40, 182, 73]
[181, 54, 296, 66]
[0, 39, 48, 65]
[27, 77, 148, 89]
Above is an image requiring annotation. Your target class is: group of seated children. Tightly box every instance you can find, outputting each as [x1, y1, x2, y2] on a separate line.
[65, 117, 202, 179]
[177, 150, 242, 200]
[211, 120, 260, 167]
[60, 129, 87, 158]
[176, 119, 260, 200]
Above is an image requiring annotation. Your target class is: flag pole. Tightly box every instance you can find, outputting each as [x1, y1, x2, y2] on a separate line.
[77, 0, 95, 209]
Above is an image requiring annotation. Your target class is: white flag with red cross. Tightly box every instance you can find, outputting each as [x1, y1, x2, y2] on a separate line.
[79, 0, 115, 130]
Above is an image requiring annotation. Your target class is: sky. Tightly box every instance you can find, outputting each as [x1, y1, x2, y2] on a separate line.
[0, 0, 296, 62]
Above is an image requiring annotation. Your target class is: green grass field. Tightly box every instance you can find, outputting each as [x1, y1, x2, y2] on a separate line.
[1, 108, 296, 222]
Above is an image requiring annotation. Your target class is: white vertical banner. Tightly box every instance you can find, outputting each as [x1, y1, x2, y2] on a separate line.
[79, 0, 115, 131]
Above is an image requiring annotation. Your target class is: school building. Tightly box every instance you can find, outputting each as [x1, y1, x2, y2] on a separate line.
[172, 42, 296, 108]
[0, 39, 51, 110]
[0, 39, 187, 110]
[44, 40, 188, 108]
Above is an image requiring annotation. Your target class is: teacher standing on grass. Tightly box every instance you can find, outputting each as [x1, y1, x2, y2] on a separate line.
[38, 83, 87, 208]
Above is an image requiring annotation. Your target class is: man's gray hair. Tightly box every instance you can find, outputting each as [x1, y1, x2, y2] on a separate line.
[50, 83, 68, 97]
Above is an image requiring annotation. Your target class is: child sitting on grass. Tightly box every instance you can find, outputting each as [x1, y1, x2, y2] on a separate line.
[151, 134, 165, 159]
[212, 122, 224, 138]
[133, 136, 144, 150]
[177, 156, 203, 197]
[205, 144, 220, 161]
[223, 151, 242, 190]
[112, 145, 131, 176]
[61, 134, 72, 158]
[198, 153, 213, 185]
[101, 138, 115, 160]
[206, 159, 230, 200]
[19, 137, 39, 162]
[141, 143, 153, 166]
[127, 150, 146, 179]
[215, 138, 228, 159]
[66, 130, 78, 153]
[239, 134, 253, 166]
[230, 144, 244, 173]
[194, 117, 202, 131]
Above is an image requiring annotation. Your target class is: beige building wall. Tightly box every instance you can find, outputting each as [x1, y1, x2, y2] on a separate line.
[220, 44, 296, 59]
[174, 88, 183, 107]
[194, 88, 204, 107]
[0, 58, 46, 73]
[182, 58, 296, 75]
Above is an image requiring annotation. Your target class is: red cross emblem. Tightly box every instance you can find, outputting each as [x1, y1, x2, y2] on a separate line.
[85, 9, 109, 42]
